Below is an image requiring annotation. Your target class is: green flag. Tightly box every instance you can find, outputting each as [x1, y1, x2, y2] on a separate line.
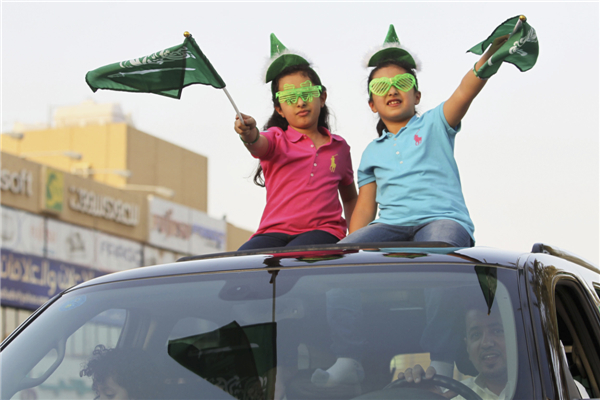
[86, 35, 226, 99]
[475, 265, 497, 314]
[468, 15, 539, 79]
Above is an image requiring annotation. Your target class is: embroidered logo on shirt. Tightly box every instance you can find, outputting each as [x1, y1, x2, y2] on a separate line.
[414, 133, 422, 145]
[330, 154, 338, 172]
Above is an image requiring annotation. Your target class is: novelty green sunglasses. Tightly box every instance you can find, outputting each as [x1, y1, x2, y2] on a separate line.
[276, 80, 322, 105]
[369, 73, 417, 96]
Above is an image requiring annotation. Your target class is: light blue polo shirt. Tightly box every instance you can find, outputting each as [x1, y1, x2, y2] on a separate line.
[357, 102, 474, 240]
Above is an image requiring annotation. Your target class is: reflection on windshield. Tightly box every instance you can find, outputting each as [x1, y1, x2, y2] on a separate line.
[80, 345, 162, 400]
[169, 321, 277, 400]
[2, 265, 525, 400]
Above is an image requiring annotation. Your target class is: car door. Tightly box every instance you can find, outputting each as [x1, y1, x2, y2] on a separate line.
[525, 253, 600, 399]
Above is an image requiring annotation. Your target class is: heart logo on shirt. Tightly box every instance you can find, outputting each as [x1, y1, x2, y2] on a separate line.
[414, 134, 422, 145]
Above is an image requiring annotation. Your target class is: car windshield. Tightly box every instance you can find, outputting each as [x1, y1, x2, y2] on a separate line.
[1, 261, 531, 400]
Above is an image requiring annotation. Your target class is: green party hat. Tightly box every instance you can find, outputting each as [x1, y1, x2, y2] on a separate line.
[368, 25, 417, 69]
[265, 33, 310, 83]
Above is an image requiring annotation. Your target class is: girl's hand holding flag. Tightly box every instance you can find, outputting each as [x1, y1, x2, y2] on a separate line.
[235, 114, 268, 157]
[468, 15, 539, 79]
[445, 14, 539, 129]
[235, 113, 257, 137]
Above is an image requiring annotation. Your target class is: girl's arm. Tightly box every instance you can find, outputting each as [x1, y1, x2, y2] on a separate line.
[234, 113, 269, 158]
[348, 182, 377, 234]
[443, 35, 509, 128]
[339, 182, 358, 227]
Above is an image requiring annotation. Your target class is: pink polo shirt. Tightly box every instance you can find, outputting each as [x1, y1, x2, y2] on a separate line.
[253, 126, 354, 240]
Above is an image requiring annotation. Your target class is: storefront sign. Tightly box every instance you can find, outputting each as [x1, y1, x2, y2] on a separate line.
[95, 232, 142, 272]
[148, 196, 226, 255]
[1, 206, 45, 257]
[191, 209, 227, 254]
[68, 186, 139, 226]
[148, 196, 191, 254]
[1, 249, 104, 310]
[46, 219, 95, 268]
[1, 168, 32, 196]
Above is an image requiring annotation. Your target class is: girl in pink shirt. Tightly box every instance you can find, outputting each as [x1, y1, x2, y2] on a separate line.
[234, 35, 357, 250]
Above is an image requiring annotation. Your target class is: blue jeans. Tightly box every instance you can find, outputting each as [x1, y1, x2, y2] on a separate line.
[339, 219, 473, 247]
[238, 230, 339, 251]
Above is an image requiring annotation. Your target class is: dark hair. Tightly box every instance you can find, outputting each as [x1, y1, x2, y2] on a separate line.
[80, 345, 162, 400]
[253, 64, 330, 187]
[368, 59, 419, 137]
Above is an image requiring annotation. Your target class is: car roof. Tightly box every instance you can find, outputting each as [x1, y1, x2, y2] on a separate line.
[70, 242, 532, 292]
[68, 242, 599, 294]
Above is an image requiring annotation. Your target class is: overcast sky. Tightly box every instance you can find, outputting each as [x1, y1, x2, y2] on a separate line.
[2, 2, 598, 264]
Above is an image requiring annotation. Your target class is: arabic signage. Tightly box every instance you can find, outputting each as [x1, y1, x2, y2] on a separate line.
[33, 161, 147, 241]
[148, 196, 226, 255]
[69, 186, 140, 226]
[1, 249, 104, 310]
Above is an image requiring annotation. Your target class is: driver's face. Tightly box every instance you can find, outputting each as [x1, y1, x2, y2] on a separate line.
[465, 309, 507, 380]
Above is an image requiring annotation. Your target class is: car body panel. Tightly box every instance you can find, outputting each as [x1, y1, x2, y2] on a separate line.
[1, 243, 598, 400]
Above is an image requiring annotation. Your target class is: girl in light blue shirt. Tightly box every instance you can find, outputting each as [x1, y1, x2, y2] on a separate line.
[341, 27, 508, 247]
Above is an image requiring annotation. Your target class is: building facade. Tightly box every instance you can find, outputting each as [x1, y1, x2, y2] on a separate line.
[1, 108, 252, 338]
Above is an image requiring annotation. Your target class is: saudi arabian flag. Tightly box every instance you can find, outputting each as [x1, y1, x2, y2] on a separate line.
[468, 15, 539, 79]
[86, 34, 226, 99]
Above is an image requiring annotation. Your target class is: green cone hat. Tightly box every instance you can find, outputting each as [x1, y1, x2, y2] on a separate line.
[368, 25, 417, 68]
[265, 33, 310, 83]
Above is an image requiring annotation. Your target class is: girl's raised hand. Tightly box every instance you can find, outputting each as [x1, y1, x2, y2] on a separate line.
[234, 113, 257, 135]
[443, 34, 510, 128]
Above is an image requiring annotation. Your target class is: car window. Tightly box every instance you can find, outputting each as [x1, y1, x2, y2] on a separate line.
[1, 264, 531, 400]
[554, 280, 600, 399]
[11, 308, 126, 400]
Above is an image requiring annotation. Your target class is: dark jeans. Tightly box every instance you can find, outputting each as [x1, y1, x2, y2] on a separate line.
[238, 230, 339, 251]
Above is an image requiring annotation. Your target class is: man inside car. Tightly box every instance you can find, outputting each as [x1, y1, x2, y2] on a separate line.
[399, 304, 590, 400]
[400, 305, 508, 399]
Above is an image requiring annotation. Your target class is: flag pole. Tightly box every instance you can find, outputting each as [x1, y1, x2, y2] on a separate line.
[487, 15, 526, 68]
[509, 15, 527, 38]
[222, 88, 246, 126]
[183, 31, 246, 125]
